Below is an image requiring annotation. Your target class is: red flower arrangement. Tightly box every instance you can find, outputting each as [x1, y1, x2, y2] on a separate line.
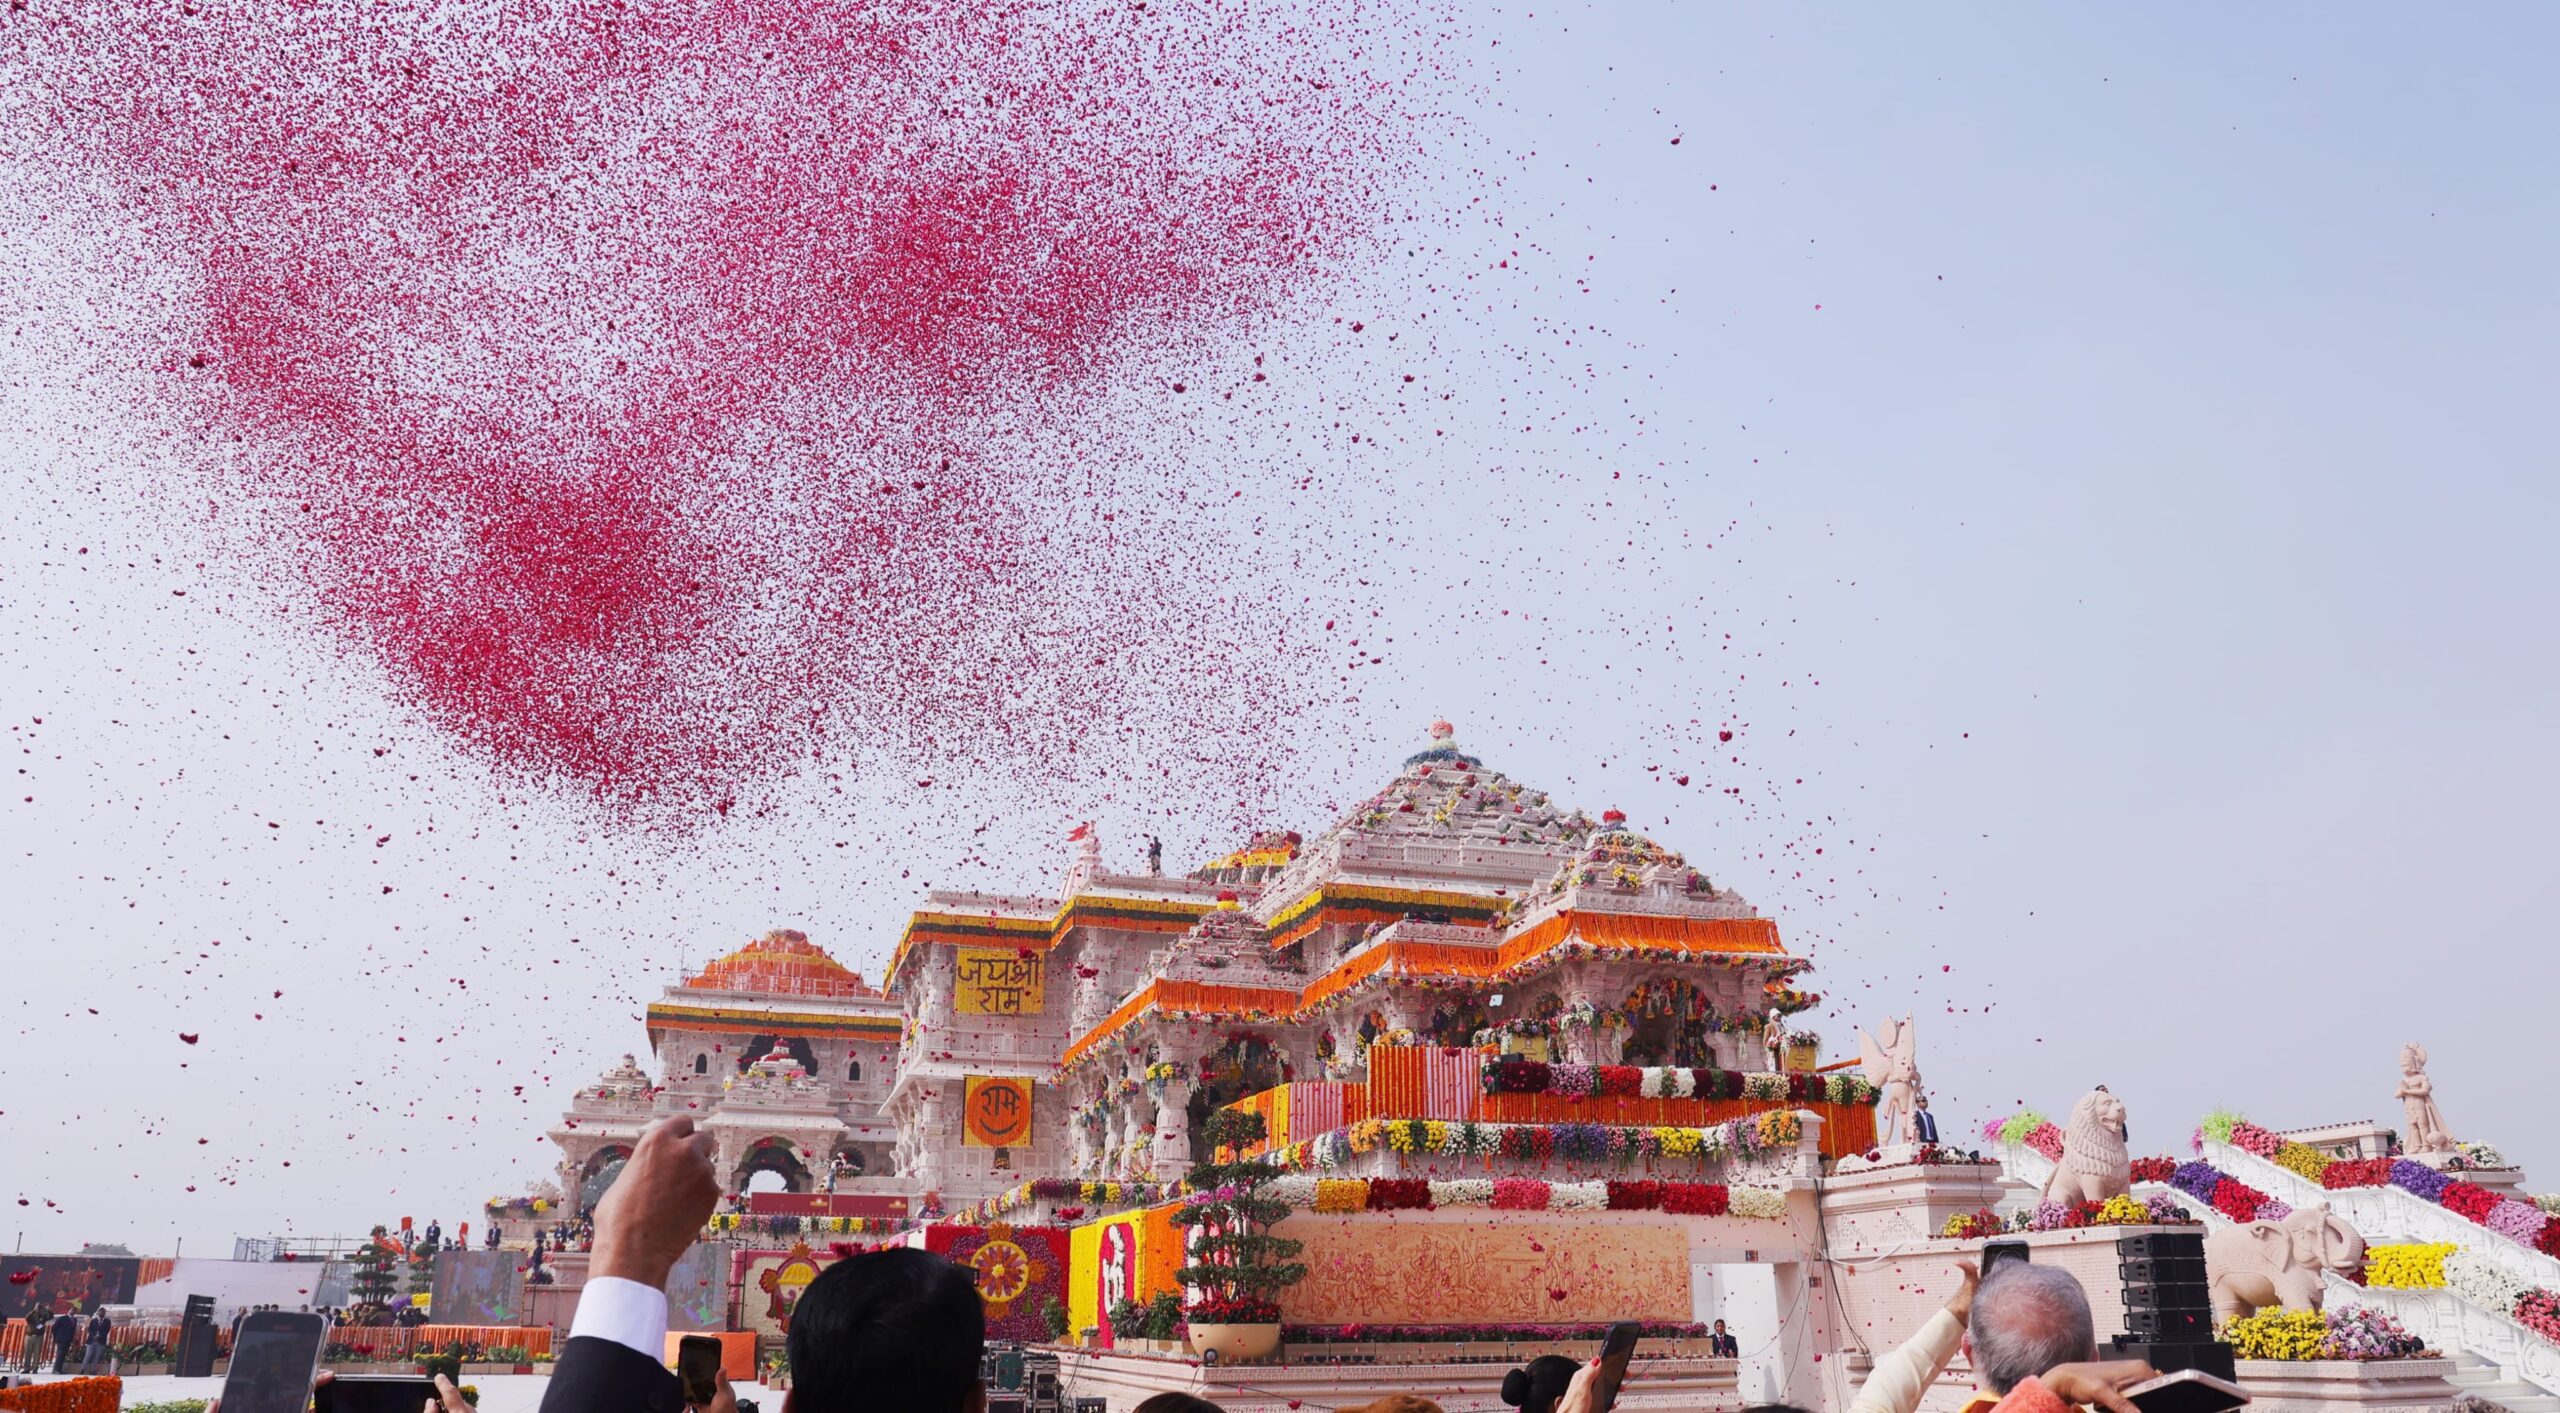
[1366, 1179, 1432, 1212]
[2516, 1288, 2560, 1344]
[1486, 1060, 1552, 1094]
[1944, 1209, 2003, 1241]
[1492, 1179, 1551, 1210]
[1606, 1180, 1663, 1211]
[1661, 1183, 1730, 1216]
[2439, 1181, 2502, 1224]
[1191, 1295, 1282, 1325]
[2129, 1156, 2177, 1184]
[2211, 1178, 2270, 1223]
[2321, 1158, 2393, 1189]
[2537, 1224, 2560, 1261]
[1597, 1066, 1646, 1098]
[2228, 1123, 2285, 1158]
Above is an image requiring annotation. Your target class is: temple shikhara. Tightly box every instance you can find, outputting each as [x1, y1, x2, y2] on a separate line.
[465, 724, 2556, 1412]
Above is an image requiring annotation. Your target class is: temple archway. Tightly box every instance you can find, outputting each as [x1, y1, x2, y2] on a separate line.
[1621, 978, 1720, 1068]
[1423, 999, 1492, 1047]
[577, 1145, 634, 1211]
[738, 1036, 817, 1075]
[734, 1138, 811, 1195]
[1194, 1033, 1283, 1112]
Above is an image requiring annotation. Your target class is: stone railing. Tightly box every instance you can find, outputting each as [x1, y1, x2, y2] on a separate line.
[2005, 1143, 2560, 1399]
[2200, 1141, 2560, 1290]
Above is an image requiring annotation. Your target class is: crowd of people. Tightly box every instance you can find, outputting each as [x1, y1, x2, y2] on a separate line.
[18, 1110, 2163, 1413]
[13, 1305, 110, 1376]
[519, 1115, 2166, 1413]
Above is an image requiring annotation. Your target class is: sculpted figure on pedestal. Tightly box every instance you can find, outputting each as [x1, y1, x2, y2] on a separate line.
[2204, 1203, 2367, 1321]
[1858, 1016, 1921, 1146]
[2395, 1043, 2458, 1155]
[2039, 1086, 2132, 1204]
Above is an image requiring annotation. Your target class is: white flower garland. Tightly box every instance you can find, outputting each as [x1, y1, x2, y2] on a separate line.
[2443, 1249, 2528, 1316]
[1729, 1186, 1788, 1219]
[1549, 1181, 1610, 1212]
[1429, 1178, 1496, 1207]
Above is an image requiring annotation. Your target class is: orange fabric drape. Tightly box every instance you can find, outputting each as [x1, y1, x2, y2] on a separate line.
[412, 1326, 555, 1355]
[0, 1377, 118, 1413]
[1059, 978, 1302, 1068]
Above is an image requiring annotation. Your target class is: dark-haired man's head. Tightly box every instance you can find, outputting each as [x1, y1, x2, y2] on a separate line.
[783, 1248, 986, 1413]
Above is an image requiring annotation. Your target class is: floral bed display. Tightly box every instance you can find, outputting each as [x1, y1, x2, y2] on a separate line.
[1269, 1173, 1790, 1220]
[1981, 1110, 2064, 1160]
[2221, 1306, 2429, 1361]
[2168, 1160, 2290, 1225]
[1938, 1194, 2192, 1240]
[1481, 1058, 1876, 1106]
[2209, 1126, 2559, 1258]
[1287, 1112, 1808, 1172]
[1282, 1320, 1709, 1344]
[2362, 1243, 2456, 1289]
[954, 1178, 1168, 1228]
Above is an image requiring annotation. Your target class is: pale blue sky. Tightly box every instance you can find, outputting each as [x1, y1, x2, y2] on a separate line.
[2, 3, 2553, 1250]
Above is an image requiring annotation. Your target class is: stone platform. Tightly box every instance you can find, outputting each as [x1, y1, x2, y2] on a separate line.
[2234, 1358, 2461, 1413]
[1050, 1348, 1742, 1412]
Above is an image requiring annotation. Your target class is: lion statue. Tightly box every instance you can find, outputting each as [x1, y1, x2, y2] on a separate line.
[2040, 1086, 2132, 1205]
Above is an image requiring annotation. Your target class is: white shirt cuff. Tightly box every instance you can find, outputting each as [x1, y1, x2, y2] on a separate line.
[569, 1275, 670, 1362]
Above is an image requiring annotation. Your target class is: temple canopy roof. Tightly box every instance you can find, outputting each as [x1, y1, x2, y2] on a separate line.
[684, 928, 876, 999]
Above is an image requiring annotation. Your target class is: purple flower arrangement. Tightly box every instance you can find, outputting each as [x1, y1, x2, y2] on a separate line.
[2319, 1306, 2428, 1361]
[2484, 1199, 2552, 1245]
[2171, 1161, 2224, 1202]
[2390, 1159, 2452, 1202]
[1552, 1122, 1612, 1162]
[1548, 1064, 1598, 1099]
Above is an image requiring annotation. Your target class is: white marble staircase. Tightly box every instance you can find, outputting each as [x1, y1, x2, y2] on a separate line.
[1994, 1144, 2560, 1401]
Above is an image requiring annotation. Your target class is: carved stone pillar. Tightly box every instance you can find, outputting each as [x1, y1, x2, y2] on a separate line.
[914, 1089, 948, 1193]
[1150, 1080, 1195, 1179]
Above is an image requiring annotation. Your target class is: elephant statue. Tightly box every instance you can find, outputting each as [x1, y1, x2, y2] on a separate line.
[2204, 1202, 2367, 1322]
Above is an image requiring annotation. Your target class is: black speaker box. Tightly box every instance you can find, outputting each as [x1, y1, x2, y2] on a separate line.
[2123, 1306, 2213, 1339]
[2115, 1232, 2206, 1260]
[2120, 1281, 2213, 1311]
[2120, 1256, 2208, 1286]
[2106, 1337, 2236, 1383]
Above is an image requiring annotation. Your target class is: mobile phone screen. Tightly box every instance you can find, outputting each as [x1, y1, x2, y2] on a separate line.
[322, 1376, 443, 1413]
[679, 1334, 724, 1406]
[219, 1313, 327, 1413]
[1982, 1240, 2030, 1278]
[1590, 1321, 1641, 1410]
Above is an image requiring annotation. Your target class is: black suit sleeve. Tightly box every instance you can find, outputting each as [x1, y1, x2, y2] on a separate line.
[537, 1334, 687, 1413]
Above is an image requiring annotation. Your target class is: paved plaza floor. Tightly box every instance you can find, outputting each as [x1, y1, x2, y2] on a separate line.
[11, 1371, 783, 1413]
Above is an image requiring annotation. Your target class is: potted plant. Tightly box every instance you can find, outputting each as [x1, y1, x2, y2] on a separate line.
[1142, 1291, 1184, 1354]
[1041, 1297, 1071, 1345]
[1173, 1108, 1307, 1363]
[1107, 1297, 1148, 1351]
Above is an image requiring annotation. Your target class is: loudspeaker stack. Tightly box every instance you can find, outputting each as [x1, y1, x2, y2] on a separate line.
[2107, 1230, 2234, 1382]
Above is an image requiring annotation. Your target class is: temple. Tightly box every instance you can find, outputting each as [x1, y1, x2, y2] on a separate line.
[539, 722, 1858, 1215]
[504, 725, 2290, 1412]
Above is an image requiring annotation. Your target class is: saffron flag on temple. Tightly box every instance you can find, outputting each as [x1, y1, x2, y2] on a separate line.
[963, 1075, 1034, 1147]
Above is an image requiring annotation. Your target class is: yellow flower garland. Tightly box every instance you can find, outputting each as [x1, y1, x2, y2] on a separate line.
[2363, 1242, 2456, 1289]
[2224, 1308, 2328, 1361]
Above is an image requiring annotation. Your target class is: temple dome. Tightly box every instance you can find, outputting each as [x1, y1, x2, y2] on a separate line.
[683, 928, 876, 998]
